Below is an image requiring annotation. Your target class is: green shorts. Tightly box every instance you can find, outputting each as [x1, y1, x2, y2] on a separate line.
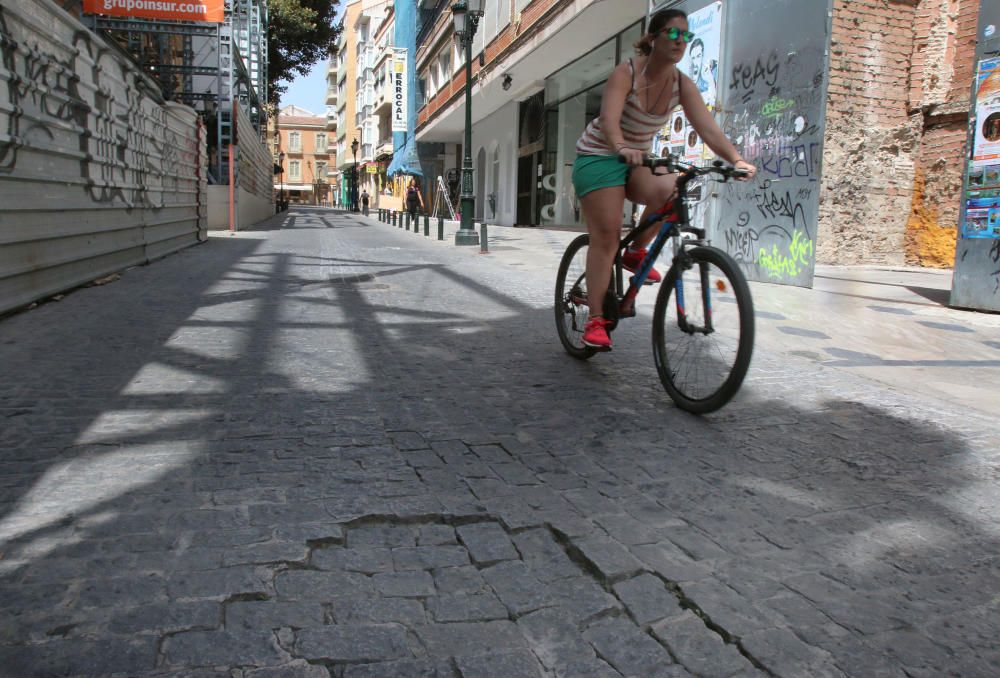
[572, 154, 628, 199]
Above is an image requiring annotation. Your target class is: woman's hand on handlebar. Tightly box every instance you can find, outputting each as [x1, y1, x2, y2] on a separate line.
[733, 159, 757, 181]
[618, 147, 645, 167]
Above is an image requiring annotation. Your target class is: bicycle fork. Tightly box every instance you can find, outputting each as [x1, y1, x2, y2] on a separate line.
[675, 257, 715, 335]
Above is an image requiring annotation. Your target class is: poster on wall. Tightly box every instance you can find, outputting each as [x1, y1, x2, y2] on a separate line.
[678, 2, 722, 109]
[962, 57, 1000, 237]
[83, 0, 224, 22]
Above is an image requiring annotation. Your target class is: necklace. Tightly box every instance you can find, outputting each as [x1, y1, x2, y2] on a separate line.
[640, 60, 673, 115]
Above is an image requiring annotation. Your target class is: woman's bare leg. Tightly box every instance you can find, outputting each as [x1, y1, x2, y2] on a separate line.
[580, 186, 627, 317]
[627, 167, 679, 250]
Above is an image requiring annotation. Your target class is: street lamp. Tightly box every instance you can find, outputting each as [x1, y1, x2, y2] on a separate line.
[278, 151, 286, 211]
[452, 0, 485, 245]
[351, 137, 360, 212]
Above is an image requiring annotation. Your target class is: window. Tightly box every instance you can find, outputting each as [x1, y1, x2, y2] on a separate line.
[289, 160, 302, 180]
[316, 161, 327, 180]
[289, 131, 301, 152]
[316, 133, 327, 153]
[438, 50, 451, 85]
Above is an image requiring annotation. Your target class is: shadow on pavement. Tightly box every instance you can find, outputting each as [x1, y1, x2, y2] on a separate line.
[0, 213, 997, 676]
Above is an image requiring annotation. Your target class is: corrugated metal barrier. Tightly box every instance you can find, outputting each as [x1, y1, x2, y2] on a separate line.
[0, 0, 207, 316]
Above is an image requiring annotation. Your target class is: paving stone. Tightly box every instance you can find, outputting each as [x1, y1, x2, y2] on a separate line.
[373, 570, 436, 597]
[582, 617, 676, 677]
[75, 574, 170, 608]
[163, 629, 288, 668]
[572, 536, 646, 582]
[244, 660, 331, 677]
[456, 522, 520, 565]
[432, 566, 489, 595]
[631, 543, 714, 584]
[226, 601, 326, 630]
[274, 570, 373, 601]
[613, 573, 684, 626]
[428, 592, 509, 623]
[312, 547, 394, 573]
[412, 620, 527, 657]
[553, 657, 623, 678]
[516, 608, 595, 669]
[391, 431, 429, 450]
[222, 541, 310, 567]
[455, 649, 545, 677]
[419, 524, 458, 545]
[348, 524, 416, 548]
[548, 577, 622, 623]
[740, 627, 844, 677]
[295, 624, 411, 664]
[651, 610, 754, 677]
[335, 597, 427, 625]
[481, 561, 556, 617]
[392, 545, 470, 570]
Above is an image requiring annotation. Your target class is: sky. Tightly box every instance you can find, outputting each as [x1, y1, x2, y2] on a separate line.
[276, 4, 346, 114]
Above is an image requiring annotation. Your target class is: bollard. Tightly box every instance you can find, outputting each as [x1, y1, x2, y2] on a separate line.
[424, 213, 430, 237]
[406, 213, 411, 231]
[480, 222, 489, 254]
[437, 216, 444, 241]
[393, 211, 398, 227]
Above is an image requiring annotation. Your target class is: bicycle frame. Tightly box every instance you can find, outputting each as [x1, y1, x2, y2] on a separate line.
[615, 169, 714, 334]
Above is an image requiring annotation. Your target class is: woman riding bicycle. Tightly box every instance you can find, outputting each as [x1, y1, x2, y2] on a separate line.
[572, 8, 756, 350]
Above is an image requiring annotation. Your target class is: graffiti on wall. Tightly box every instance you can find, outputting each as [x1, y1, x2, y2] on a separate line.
[712, 2, 830, 288]
[0, 6, 194, 209]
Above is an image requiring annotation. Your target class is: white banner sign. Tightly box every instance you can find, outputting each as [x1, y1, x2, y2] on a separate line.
[392, 49, 408, 133]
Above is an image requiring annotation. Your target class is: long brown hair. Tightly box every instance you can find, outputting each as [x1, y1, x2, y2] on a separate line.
[634, 9, 688, 56]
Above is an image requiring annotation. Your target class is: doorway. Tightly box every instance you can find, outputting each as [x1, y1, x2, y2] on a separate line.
[516, 92, 545, 226]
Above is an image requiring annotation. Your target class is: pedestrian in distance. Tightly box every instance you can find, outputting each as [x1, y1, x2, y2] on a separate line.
[406, 178, 424, 221]
[361, 189, 370, 216]
[571, 7, 757, 350]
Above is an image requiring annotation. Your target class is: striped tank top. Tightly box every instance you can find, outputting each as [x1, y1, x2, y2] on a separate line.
[576, 59, 681, 156]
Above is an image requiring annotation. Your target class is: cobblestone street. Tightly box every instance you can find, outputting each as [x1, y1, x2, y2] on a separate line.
[1, 208, 999, 677]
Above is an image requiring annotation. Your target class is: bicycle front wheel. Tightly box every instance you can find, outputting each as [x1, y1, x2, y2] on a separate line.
[555, 234, 598, 360]
[652, 246, 755, 413]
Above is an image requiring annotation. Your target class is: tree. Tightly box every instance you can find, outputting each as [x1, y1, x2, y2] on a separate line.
[268, 0, 342, 106]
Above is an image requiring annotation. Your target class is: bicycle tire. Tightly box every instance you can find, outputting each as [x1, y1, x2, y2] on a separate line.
[555, 234, 598, 360]
[652, 246, 755, 413]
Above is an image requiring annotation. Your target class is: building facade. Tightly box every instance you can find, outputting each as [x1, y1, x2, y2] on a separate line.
[413, 0, 979, 269]
[274, 106, 334, 206]
[336, 1, 363, 208]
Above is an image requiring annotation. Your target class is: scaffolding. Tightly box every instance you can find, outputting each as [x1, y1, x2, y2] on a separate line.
[84, 0, 269, 184]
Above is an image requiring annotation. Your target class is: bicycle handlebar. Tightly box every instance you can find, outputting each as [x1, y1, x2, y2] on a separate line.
[619, 154, 750, 180]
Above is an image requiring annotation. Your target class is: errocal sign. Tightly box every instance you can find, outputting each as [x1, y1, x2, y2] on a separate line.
[392, 49, 407, 133]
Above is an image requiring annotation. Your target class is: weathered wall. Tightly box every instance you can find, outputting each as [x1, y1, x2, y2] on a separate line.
[819, 0, 979, 267]
[0, 0, 207, 315]
[208, 102, 275, 229]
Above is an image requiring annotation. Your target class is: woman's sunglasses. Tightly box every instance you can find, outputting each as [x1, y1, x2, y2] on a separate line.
[657, 27, 696, 43]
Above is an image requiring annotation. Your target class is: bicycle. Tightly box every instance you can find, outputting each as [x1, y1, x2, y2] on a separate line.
[554, 155, 755, 414]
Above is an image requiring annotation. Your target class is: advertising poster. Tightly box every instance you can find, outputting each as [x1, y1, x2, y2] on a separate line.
[669, 111, 686, 147]
[83, 0, 225, 23]
[678, 2, 722, 109]
[963, 57, 1000, 237]
[392, 49, 408, 133]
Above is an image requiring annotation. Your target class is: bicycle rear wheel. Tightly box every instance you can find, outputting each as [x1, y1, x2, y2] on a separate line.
[652, 246, 754, 413]
[555, 234, 598, 360]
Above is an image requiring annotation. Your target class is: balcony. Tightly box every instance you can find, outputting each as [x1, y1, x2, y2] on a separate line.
[376, 137, 393, 159]
[325, 87, 338, 106]
[416, 0, 449, 49]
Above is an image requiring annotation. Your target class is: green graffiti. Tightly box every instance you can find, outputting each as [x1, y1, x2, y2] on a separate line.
[758, 230, 814, 280]
[761, 96, 794, 118]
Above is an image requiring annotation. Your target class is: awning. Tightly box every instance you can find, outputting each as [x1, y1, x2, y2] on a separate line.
[274, 183, 314, 191]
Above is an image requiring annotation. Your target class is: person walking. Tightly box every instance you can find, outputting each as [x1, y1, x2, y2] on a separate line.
[571, 8, 756, 350]
[361, 189, 370, 217]
[405, 178, 424, 222]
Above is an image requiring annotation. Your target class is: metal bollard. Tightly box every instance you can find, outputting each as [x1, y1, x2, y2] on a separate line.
[480, 222, 489, 254]
[437, 216, 444, 241]
[406, 213, 411, 231]
[393, 211, 398, 227]
[424, 213, 429, 236]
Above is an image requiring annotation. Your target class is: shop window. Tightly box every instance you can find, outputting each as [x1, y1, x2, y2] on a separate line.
[544, 38, 615, 105]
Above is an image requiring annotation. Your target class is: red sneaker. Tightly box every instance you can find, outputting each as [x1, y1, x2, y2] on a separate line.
[582, 316, 612, 350]
[621, 247, 662, 283]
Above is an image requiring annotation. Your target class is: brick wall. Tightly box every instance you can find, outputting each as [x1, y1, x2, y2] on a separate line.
[819, 0, 978, 267]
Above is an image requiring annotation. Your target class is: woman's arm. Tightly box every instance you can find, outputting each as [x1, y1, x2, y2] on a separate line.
[599, 62, 635, 154]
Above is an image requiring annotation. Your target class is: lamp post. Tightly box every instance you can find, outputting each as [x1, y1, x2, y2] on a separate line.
[351, 138, 360, 212]
[452, 0, 485, 246]
[278, 151, 286, 211]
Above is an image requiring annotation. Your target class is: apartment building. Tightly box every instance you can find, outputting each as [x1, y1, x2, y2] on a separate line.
[274, 106, 334, 205]
[335, 1, 363, 207]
